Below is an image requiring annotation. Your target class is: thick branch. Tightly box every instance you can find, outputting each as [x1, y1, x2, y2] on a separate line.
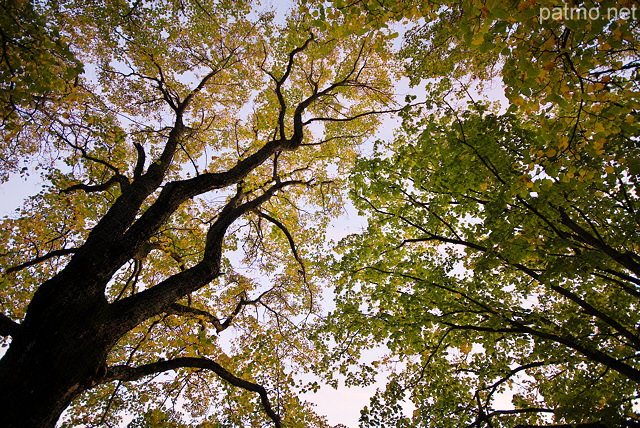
[80, 33, 375, 286]
[105, 357, 281, 427]
[110, 181, 304, 333]
[132, 142, 146, 179]
[119, 137, 287, 252]
[0, 312, 20, 337]
[265, 33, 315, 140]
[81, 116, 186, 246]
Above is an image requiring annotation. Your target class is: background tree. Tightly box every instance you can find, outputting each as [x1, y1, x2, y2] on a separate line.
[322, 0, 640, 426]
[0, 1, 398, 426]
[329, 102, 640, 426]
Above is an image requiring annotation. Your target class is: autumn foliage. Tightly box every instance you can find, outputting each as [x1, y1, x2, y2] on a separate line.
[1, 0, 639, 427]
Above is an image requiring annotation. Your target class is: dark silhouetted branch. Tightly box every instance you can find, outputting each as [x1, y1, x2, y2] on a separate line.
[5, 248, 77, 274]
[0, 312, 20, 337]
[106, 357, 281, 427]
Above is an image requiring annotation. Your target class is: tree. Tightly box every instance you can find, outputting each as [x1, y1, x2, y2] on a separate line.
[322, 0, 640, 426]
[0, 1, 398, 426]
[329, 103, 640, 426]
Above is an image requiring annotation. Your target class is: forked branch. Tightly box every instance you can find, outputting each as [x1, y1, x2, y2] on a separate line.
[166, 288, 274, 333]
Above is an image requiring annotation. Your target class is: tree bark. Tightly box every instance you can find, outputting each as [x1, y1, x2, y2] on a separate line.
[0, 303, 113, 427]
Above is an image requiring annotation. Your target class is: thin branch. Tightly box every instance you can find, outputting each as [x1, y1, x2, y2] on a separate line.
[262, 33, 315, 140]
[515, 423, 608, 428]
[4, 248, 77, 274]
[255, 210, 315, 313]
[480, 361, 548, 404]
[177, 48, 241, 115]
[303, 105, 407, 126]
[386, 201, 640, 351]
[364, 266, 640, 383]
[166, 302, 228, 333]
[61, 174, 129, 194]
[480, 407, 555, 423]
[114, 260, 142, 302]
[99, 319, 160, 424]
[61, 135, 122, 175]
[255, 211, 306, 280]
[592, 271, 640, 299]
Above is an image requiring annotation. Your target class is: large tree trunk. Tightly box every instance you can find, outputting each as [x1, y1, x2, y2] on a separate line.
[0, 283, 114, 427]
[0, 337, 105, 427]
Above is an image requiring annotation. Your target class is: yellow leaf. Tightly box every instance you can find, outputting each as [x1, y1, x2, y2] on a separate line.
[594, 122, 605, 133]
[558, 136, 570, 150]
[472, 35, 485, 46]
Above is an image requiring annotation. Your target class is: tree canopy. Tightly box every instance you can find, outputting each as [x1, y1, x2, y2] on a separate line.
[0, 0, 398, 426]
[2, 0, 640, 427]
